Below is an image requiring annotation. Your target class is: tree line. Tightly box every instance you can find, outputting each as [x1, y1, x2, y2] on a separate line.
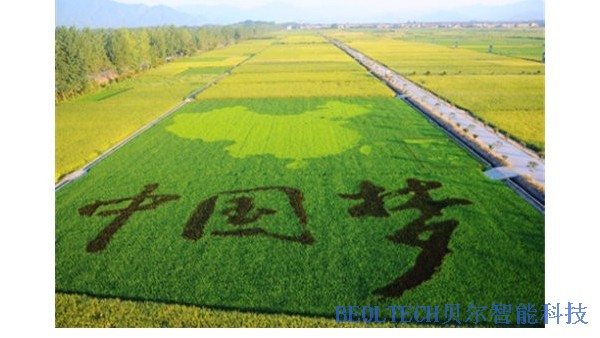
[55, 23, 276, 102]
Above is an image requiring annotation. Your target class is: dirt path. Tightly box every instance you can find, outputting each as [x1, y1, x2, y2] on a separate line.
[327, 36, 544, 212]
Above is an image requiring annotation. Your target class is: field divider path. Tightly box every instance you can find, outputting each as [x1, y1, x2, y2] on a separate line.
[326, 36, 545, 213]
[55, 48, 266, 191]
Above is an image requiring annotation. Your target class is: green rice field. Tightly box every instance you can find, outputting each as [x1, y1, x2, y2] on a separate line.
[56, 31, 544, 327]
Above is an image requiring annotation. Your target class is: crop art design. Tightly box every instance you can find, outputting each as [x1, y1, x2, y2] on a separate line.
[78, 183, 181, 252]
[340, 179, 472, 297]
[56, 27, 545, 326]
[166, 101, 371, 168]
[77, 178, 471, 298]
[182, 186, 314, 245]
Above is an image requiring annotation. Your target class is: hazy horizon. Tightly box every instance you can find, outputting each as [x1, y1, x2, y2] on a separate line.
[56, 0, 544, 27]
[113, 0, 532, 11]
[114, 0, 544, 23]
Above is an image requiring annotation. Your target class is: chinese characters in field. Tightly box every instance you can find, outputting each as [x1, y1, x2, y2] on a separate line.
[79, 178, 471, 298]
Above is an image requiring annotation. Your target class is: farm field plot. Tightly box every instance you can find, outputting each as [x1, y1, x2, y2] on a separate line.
[200, 36, 393, 99]
[56, 32, 543, 327]
[55, 39, 272, 181]
[330, 30, 545, 152]
[398, 28, 545, 62]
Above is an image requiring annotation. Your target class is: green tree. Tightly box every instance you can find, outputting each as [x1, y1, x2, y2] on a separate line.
[79, 28, 112, 74]
[55, 23, 278, 102]
[149, 27, 168, 66]
[55, 26, 87, 101]
[133, 29, 152, 70]
[105, 29, 136, 74]
[179, 29, 195, 55]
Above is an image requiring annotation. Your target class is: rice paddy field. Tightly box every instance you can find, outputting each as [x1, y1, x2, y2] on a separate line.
[329, 29, 545, 153]
[55, 39, 272, 181]
[399, 27, 545, 61]
[199, 33, 392, 99]
[55, 30, 544, 327]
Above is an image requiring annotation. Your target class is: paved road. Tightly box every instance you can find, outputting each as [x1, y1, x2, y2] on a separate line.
[329, 38, 545, 187]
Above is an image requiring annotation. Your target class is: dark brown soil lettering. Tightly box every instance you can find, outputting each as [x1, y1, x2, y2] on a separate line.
[79, 183, 180, 253]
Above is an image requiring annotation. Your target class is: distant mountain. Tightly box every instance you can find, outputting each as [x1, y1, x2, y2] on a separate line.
[56, 0, 544, 28]
[56, 0, 204, 28]
[176, 3, 316, 25]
